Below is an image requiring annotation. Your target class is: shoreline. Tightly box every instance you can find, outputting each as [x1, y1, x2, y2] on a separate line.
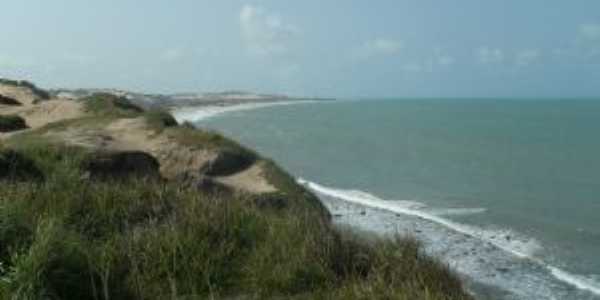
[302, 179, 600, 300]
[171, 100, 320, 123]
[2, 81, 475, 299]
[177, 101, 600, 300]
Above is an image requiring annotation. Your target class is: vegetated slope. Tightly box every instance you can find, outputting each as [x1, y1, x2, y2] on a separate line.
[0, 80, 473, 300]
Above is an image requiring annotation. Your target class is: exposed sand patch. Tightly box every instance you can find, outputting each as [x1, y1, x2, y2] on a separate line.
[215, 161, 276, 194]
[42, 116, 274, 194]
[2, 83, 275, 194]
[1, 85, 84, 138]
[0, 85, 39, 106]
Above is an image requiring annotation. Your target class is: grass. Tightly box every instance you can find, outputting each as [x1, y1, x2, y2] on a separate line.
[0, 115, 28, 133]
[82, 93, 145, 117]
[0, 142, 472, 300]
[0, 85, 472, 299]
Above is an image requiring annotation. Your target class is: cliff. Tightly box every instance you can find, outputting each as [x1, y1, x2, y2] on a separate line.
[0, 79, 471, 299]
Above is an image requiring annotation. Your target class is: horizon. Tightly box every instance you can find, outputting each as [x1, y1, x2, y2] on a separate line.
[3, 75, 600, 100]
[1, 1, 600, 98]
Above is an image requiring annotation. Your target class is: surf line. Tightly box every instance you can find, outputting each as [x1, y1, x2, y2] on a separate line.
[298, 178, 600, 296]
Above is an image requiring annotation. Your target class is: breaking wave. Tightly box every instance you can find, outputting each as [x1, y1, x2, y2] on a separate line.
[298, 178, 600, 298]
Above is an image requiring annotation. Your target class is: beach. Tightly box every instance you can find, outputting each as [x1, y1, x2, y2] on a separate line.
[181, 99, 600, 300]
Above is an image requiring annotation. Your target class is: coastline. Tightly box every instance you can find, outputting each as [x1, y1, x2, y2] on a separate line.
[302, 180, 596, 300]
[178, 101, 600, 300]
[171, 100, 319, 123]
[1, 81, 474, 299]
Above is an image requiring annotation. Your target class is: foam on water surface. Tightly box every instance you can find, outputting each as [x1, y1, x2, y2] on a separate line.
[172, 101, 313, 123]
[298, 178, 600, 299]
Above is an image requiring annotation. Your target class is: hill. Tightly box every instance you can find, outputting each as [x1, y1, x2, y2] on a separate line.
[0, 79, 471, 299]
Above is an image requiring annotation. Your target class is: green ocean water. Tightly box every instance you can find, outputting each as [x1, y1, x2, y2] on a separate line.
[192, 99, 600, 298]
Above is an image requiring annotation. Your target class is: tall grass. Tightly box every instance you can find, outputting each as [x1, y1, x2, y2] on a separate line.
[0, 91, 473, 299]
[0, 143, 472, 300]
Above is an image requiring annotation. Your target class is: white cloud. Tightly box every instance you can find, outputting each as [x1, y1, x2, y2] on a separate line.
[365, 38, 403, 55]
[161, 48, 186, 62]
[434, 51, 455, 66]
[515, 49, 541, 66]
[579, 23, 600, 41]
[576, 23, 600, 59]
[401, 63, 423, 73]
[356, 38, 403, 59]
[240, 5, 297, 56]
[476, 47, 504, 64]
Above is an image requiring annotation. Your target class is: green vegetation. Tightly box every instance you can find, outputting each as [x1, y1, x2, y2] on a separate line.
[0, 148, 43, 182]
[0, 115, 28, 133]
[0, 143, 471, 300]
[0, 89, 472, 299]
[144, 109, 179, 132]
[82, 93, 144, 117]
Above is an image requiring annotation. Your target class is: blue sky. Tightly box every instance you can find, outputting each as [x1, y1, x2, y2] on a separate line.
[1, 0, 600, 97]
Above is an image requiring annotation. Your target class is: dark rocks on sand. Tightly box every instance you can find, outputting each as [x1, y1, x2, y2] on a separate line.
[193, 175, 232, 195]
[0, 94, 22, 106]
[203, 150, 255, 176]
[81, 150, 161, 181]
[0, 115, 28, 133]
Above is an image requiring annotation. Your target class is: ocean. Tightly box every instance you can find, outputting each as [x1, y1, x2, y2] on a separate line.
[175, 99, 600, 300]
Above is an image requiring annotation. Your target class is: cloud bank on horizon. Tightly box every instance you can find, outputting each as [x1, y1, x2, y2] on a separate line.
[0, 0, 599, 98]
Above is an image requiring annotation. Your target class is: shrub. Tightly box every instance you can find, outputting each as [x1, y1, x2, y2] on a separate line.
[0, 95, 21, 106]
[0, 115, 28, 133]
[144, 109, 178, 132]
[82, 93, 144, 116]
[80, 150, 161, 181]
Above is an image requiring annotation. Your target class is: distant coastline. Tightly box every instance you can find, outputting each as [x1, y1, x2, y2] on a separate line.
[51, 87, 335, 110]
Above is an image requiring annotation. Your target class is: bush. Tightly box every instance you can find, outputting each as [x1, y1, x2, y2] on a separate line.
[80, 150, 161, 181]
[0, 115, 28, 133]
[144, 109, 178, 132]
[82, 93, 144, 116]
[0, 95, 21, 106]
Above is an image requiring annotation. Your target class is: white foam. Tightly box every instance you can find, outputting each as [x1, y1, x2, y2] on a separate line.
[298, 178, 540, 258]
[548, 267, 600, 296]
[172, 101, 315, 123]
[428, 207, 487, 216]
[298, 178, 600, 297]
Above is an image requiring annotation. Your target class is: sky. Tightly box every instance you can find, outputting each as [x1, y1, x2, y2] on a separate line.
[1, 0, 600, 98]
